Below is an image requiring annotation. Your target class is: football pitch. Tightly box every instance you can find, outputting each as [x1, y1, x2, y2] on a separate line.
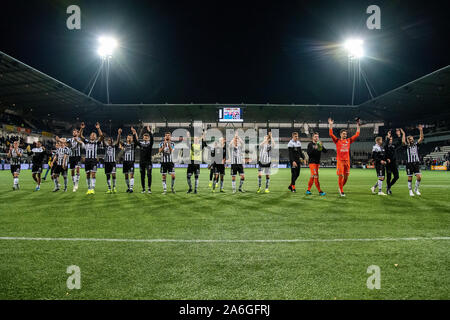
[0, 168, 449, 300]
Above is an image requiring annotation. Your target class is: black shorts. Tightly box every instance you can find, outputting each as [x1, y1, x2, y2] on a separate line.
[231, 164, 244, 176]
[258, 162, 271, 175]
[140, 162, 153, 171]
[214, 164, 225, 175]
[54, 165, 68, 175]
[69, 156, 81, 169]
[10, 165, 20, 175]
[406, 162, 421, 176]
[85, 159, 98, 173]
[187, 164, 200, 175]
[375, 163, 385, 178]
[123, 161, 135, 174]
[160, 162, 175, 174]
[31, 164, 42, 174]
[104, 162, 116, 175]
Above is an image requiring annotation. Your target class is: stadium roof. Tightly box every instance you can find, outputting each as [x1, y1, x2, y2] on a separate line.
[0, 51, 102, 116]
[1, 50, 448, 125]
[359, 65, 450, 123]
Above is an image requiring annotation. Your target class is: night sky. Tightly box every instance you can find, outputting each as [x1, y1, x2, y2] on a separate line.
[1, 0, 448, 105]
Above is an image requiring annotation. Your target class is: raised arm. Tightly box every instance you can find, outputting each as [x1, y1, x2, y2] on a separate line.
[328, 118, 338, 143]
[417, 125, 424, 144]
[116, 128, 122, 146]
[95, 122, 104, 142]
[400, 128, 406, 145]
[349, 119, 361, 143]
[79, 122, 85, 140]
[131, 127, 140, 145]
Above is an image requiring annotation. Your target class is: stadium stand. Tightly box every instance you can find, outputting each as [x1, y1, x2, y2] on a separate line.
[1, 50, 449, 169]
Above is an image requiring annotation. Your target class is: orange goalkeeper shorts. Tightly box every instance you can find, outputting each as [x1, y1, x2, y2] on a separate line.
[309, 163, 320, 176]
[336, 160, 350, 176]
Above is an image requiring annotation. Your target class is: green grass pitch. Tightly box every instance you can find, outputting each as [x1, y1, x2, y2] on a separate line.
[0, 167, 449, 299]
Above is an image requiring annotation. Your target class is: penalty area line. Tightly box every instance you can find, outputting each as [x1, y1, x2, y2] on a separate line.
[0, 236, 449, 243]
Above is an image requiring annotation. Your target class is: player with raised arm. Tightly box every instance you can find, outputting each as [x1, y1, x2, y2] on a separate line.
[257, 132, 275, 193]
[384, 129, 402, 194]
[52, 138, 70, 192]
[370, 137, 388, 196]
[78, 122, 104, 194]
[26, 141, 46, 191]
[306, 132, 327, 196]
[401, 125, 424, 196]
[119, 128, 137, 193]
[132, 125, 154, 194]
[7, 140, 23, 190]
[229, 133, 245, 193]
[328, 117, 360, 197]
[66, 128, 82, 192]
[287, 132, 305, 193]
[212, 137, 227, 193]
[186, 130, 204, 194]
[104, 130, 121, 194]
[159, 132, 176, 194]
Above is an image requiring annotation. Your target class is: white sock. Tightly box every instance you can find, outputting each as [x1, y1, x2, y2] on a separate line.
[171, 177, 175, 189]
[162, 179, 167, 191]
[415, 180, 421, 190]
[54, 178, 59, 188]
[239, 179, 244, 189]
[194, 177, 199, 190]
[107, 178, 111, 188]
[92, 178, 96, 189]
[13, 177, 19, 185]
[220, 179, 224, 190]
[232, 180, 236, 191]
[130, 178, 134, 190]
[408, 181, 412, 191]
[86, 178, 91, 190]
[113, 178, 116, 187]
[378, 179, 383, 192]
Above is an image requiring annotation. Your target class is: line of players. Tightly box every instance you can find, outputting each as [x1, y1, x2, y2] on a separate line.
[6, 118, 424, 197]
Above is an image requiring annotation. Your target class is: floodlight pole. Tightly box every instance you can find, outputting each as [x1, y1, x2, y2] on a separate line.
[106, 57, 111, 104]
[87, 60, 104, 98]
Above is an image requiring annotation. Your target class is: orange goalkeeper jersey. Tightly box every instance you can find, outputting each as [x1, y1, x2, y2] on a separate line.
[329, 129, 359, 161]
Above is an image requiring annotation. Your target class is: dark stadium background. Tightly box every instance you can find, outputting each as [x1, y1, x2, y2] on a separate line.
[1, 0, 449, 105]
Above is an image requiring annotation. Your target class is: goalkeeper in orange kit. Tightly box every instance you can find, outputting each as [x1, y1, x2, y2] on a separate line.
[328, 117, 360, 197]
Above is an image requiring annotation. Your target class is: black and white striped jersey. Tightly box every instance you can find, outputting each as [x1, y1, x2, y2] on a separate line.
[104, 145, 117, 163]
[406, 142, 420, 163]
[67, 138, 81, 157]
[10, 148, 23, 165]
[259, 143, 272, 165]
[56, 147, 70, 166]
[122, 142, 136, 162]
[159, 142, 175, 163]
[82, 139, 101, 159]
[230, 142, 244, 165]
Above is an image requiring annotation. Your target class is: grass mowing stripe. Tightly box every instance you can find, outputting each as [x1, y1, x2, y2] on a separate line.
[1, 236, 449, 243]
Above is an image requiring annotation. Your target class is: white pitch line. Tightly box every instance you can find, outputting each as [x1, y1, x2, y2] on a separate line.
[0, 236, 449, 243]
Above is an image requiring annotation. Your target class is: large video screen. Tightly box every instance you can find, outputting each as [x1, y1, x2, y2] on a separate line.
[218, 107, 243, 122]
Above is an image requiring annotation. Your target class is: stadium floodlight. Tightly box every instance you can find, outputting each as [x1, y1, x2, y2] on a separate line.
[343, 38, 364, 59]
[97, 36, 118, 59]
